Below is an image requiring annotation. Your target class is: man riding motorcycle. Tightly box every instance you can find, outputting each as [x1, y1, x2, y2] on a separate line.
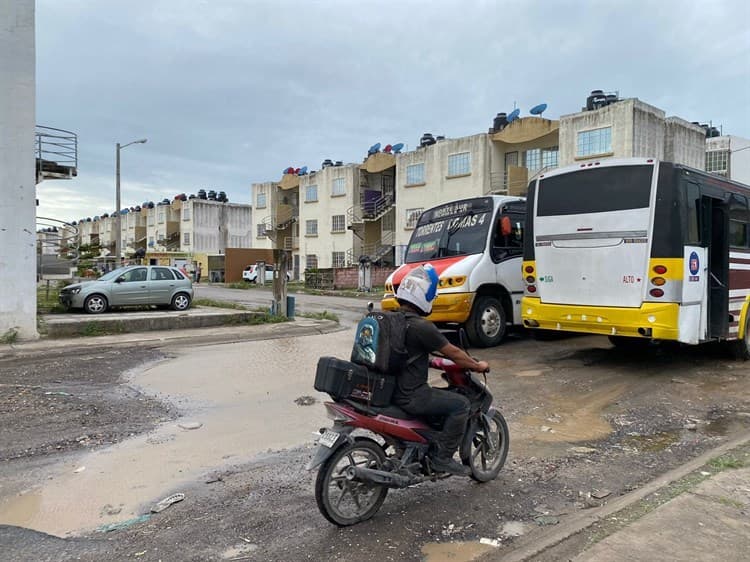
[393, 264, 490, 476]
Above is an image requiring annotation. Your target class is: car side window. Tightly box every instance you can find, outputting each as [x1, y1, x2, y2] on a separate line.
[173, 269, 185, 280]
[151, 267, 175, 281]
[122, 268, 148, 282]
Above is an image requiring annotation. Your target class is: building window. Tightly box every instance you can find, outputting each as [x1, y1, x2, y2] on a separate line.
[148, 214, 155, 226]
[183, 232, 190, 245]
[524, 147, 559, 173]
[257, 190, 267, 208]
[382, 210, 395, 232]
[158, 209, 165, 223]
[706, 150, 729, 176]
[305, 184, 318, 202]
[331, 177, 346, 197]
[405, 208, 423, 229]
[257, 223, 267, 238]
[447, 152, 471, 176]
[306, 219, 318, 236]
[406, 163, 425, 185]
[306, 255, 318, 269]
[182, 206, 191, 221]
[331, 214, 346, 232]
[332, 251, 346, 268]
[576, 127, 612, 157]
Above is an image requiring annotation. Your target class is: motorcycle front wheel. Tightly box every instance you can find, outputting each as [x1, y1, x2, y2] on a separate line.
[315, 439, 389, 526]
[461, 411, 509, 483]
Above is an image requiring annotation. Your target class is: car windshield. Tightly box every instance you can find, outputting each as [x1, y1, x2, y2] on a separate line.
[98, 267, 131, 281]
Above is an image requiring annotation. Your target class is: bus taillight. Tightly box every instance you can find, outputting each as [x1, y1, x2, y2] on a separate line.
[525, 265, 534, 274]
[527, 285, 537, 293]
[649, 288, 664, 298]
[526, 276, 535, 284]
[651, 277, 666, 286]
[653, 265, 667, 274]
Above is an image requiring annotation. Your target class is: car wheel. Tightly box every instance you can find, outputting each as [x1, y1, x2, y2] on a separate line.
[84, 294, 108, 314]
[466, 296, 506, 347]
[171, 292, 191, 311]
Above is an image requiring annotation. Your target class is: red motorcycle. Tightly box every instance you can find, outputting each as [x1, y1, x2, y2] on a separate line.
[307, 355, 509, 526]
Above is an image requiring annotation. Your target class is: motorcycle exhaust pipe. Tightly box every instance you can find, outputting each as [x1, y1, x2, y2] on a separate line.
[345, 466, 420, 489]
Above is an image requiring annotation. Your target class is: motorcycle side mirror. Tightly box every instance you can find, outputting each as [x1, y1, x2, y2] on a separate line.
[458, 328, 469, 351]
[367, 302, 374, 312]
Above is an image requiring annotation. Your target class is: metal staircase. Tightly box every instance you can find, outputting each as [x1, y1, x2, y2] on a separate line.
[345, 230, 395, 264]
[361, 194, 394, 221]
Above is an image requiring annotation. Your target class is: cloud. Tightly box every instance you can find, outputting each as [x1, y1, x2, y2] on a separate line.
[35, 0, 750, 223]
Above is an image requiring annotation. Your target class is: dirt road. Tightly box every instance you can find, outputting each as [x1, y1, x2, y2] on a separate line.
[1, 329, 749, 561]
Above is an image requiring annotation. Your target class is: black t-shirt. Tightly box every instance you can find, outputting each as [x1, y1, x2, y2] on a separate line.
[393, 312, 449, 404]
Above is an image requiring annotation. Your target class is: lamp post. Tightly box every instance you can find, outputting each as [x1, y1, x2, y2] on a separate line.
[115, 138, 147, 262]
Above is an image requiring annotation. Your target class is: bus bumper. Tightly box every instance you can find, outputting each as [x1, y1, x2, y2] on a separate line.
[521, 298, 680, 340]
[382, 292, 475, 324]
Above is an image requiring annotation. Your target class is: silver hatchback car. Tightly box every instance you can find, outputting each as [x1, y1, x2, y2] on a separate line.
[59, 265, 194, 314]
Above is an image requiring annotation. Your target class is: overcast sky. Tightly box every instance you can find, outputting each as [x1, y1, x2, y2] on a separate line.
[35, 0, 750, 223]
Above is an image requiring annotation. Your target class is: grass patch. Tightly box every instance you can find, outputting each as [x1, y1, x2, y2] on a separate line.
[1, 328, 19, 344]
[79, 322, 127, 337]
[225, 282, 251, 290]
[227, 310, 290, 325]
[298, 310, 340, 322]
[193, 298, 249, 310]
[708, 454, 745, 470]
[37, 285, 69, 314]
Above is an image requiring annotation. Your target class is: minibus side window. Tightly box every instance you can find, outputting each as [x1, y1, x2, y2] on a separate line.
[684, 181, 701, 245]
[729, 193, 749, 248]
[491, 213, 524, 262]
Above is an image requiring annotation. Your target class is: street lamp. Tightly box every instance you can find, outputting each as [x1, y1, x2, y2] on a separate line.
[115, 138, 147, 262]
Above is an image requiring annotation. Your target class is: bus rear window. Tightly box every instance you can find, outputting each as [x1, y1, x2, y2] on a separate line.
[537, 165, 654, 216]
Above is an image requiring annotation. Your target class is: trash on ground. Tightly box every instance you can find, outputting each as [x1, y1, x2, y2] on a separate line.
[591, 489, 611, 499]
[178, 421, 203, 430]
[570, 446, 597, 454]
[73, 466, 86, 473]
[44, 391, 71, 396]
[96, 514, 151, 532]
[150, 492, 185, 513]
[294, 395, 316, 406]
[533, 515, 559, 526]
[479, 537, 501, 547]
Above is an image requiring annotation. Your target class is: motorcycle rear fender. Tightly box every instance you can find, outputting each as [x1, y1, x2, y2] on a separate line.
[305, 426, 354, 471]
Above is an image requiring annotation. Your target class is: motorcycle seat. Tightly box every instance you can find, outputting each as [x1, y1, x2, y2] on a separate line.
[342, 399, 412, 420]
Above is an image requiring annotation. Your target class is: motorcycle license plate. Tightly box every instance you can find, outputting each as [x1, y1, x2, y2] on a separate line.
[318, 430, 339, 448]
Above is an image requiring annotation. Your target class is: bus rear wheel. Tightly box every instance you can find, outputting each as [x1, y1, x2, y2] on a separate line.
[731, 316, 750, 360]
[466, 296, 506, 348]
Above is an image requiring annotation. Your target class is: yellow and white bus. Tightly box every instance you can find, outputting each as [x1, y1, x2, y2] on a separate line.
[382, 195, 525, 347]
[522, 157, 750, 355]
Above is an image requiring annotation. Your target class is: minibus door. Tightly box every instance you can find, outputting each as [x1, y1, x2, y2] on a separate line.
[701, 196, 730, 339]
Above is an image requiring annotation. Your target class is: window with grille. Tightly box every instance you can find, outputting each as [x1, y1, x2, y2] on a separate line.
[331, 177, 346, 196]
[447, 152, 471, 176]
[405, 208, 423, 229]
[182, 206, 191, 221]
[257, 190, 267, 208]
[406, 163, 425, 185]
[148, 214, 155, 226]
[257, 223, 267, 238]
[332, 251, 346, 268]
[382, 210, 395, 232]
[158, 209, 165, 223]
[183, 232, 190, 245]
[306, 219, 318, 236]
[331, 215, 346, 232]
[706, 150, 729, 175]
[524, 147, 559, 173]
[306, 255, 318, 269]
[576, 127, 612, 157]
[305, 184, 318, 202]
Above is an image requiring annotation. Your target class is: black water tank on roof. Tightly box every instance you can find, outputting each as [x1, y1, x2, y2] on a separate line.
[586, 89, 605, 111]
[605, 94, 618, 105]
[493, 113, 508, 132]
[218, 191, 227, 202]
[420, 133, 436, 147]
[335, 161, 343, 166]
[322, 159, 333, 168]
[198, 189, 207, 199]
[208, 190, 217, 200]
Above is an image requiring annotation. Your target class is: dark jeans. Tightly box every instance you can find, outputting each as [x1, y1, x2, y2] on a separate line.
[399, 387, 470, 454]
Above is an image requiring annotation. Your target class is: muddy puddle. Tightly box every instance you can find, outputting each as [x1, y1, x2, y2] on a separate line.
[0, 331, 353, 537]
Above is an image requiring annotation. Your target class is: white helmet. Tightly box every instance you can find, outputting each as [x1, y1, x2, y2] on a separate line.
[396, 264, 439, 316]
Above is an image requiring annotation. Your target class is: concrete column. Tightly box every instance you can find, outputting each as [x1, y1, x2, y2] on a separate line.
[0, 0, 38, 340]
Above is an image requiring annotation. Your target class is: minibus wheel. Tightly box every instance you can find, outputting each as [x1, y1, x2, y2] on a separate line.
[730, 317, 750, 360]
[466, 296, 506, 347]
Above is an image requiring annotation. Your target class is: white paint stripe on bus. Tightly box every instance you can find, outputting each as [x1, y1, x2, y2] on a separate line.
[730, 289, 750, 298]
[729, 263, 750, 270]
[730, 251, 750, 259]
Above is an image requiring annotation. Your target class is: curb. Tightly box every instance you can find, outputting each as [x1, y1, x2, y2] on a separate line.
[492, 432, 750, 562]
[0, 319, 345, 358]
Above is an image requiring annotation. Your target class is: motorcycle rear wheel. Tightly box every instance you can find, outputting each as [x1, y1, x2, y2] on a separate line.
[461, 411, 509, 483]
[315, 439, 389, 526]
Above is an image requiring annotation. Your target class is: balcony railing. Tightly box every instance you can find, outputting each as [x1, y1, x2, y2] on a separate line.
[36, 125, 78, 182]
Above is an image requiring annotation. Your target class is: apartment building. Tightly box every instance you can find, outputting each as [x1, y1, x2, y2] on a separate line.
[706, 134, 750, 184]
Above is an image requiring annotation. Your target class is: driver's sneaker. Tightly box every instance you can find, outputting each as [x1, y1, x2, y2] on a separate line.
[431, 455, 471, 476]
